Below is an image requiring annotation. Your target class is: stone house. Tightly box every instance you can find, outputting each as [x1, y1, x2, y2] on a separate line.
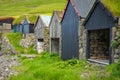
[0, 23, 12, 33]
[83, 0, 119, 64]
[0, 17, 14, 33]
[34, 15, 51, 53]
[14, 18, 34, 34]
[22, 18, 34, 34]
[61, 0, 95, 60]
[49, 10, 64, 55]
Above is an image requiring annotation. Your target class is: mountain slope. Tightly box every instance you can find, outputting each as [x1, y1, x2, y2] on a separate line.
[0, 0, 66, 16]
[0, 0, 66, 24]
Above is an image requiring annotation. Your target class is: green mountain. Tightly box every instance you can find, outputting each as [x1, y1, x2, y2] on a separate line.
[0, 0, 66, 24]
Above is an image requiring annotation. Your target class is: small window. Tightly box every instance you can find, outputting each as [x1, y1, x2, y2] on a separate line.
[38, 39, 44, 42]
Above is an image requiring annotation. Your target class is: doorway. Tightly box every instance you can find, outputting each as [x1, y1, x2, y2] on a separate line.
[37, 39, 44, 53]
[88, 29, 110, 63]
[51, 38, 59, 54]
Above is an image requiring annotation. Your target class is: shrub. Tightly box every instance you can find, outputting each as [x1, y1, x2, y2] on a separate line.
[111, 40, 119, 49]
[111, 34, 120, 49]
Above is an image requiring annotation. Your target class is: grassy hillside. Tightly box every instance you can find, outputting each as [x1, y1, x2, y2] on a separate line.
[0, 0, 66, 16]
[0, 0, 66, 24]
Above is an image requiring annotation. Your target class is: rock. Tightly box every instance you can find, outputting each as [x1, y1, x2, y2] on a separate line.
[80, 73, 89, 79]
[114, 54, 119, 59]
[0, 77, 4, 80]
[21, 54, 37, 58]
[116, 32, 120, 36]
[20, 34, 35, 49]
[115, 49, 120, 54]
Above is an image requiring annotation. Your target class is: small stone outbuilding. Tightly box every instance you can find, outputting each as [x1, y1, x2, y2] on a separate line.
[49, 10, 64, 55]
[83, 0, 120, 64]
[61, 0, 95, 60]
[14, 18, 34, 34]
[34, 15, 51, 53]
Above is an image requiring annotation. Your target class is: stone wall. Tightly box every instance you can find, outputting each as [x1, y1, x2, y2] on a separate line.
[0, 23, 13, 33]
[112, 17, 120, 62]
[44, 27, 50, 51]
[79, 19, 86, 60]
[20, 33, 35, 48]
[0, 55, 19, 80]
[1, 36, 16, 54]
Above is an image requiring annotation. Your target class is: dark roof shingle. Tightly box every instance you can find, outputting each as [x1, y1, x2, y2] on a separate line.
[72, 0, 96, 18]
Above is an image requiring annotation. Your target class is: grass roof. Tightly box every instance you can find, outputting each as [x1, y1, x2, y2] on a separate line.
[102, 0, 120, 16]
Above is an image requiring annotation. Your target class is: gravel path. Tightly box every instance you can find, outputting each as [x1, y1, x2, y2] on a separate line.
[0, 55, 20, 80]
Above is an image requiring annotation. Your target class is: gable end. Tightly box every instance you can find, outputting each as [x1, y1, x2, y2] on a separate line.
[83, 0, 117, 30]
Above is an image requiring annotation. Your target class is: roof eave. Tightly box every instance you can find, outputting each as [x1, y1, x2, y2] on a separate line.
[49, 11, 55, 27]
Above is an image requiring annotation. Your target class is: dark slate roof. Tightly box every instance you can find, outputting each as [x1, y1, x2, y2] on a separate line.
[83, 0, 117, 26]
[61, 0, 96, 23]
[72, 0, 96, 18]
[0, 17, 14, 25]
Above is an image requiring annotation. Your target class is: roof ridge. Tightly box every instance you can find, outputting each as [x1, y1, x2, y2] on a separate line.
[70, 0, 80, 17]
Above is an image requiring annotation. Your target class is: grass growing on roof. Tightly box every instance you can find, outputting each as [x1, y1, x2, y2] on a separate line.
[102, 0, 120, 16]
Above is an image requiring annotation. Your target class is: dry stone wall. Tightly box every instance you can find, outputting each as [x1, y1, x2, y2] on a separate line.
[0, 35, 19, 80]
[112, 17, 120, 62]
[1, 36, 16, 55]
[0, 55, 19, 80]
[44, 27, 50, 51]
[20, 33, 35, 48]
[79, 19, 86, 60]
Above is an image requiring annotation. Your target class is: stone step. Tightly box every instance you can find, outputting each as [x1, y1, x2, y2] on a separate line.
[87, 59, 109, 66]
[20, 54, 37, 58]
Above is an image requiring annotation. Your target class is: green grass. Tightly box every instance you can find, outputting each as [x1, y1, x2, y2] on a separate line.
[5, 33, 37, 54]
[6, 52, 120, 80]
[5, 33, 23, 52]
[0, 0, 66, 24]
[8, 52, 107, 80]
[102, 0, 120, 16]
